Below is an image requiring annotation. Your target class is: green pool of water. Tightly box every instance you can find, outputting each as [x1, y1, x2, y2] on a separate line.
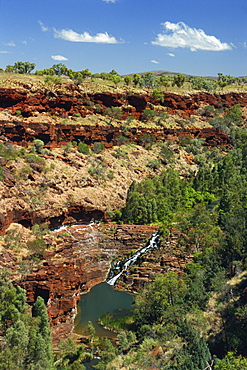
[74, 282, 134, 337]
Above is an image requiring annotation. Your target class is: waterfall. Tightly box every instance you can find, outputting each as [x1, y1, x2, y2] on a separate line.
[106, 231, 161, 286]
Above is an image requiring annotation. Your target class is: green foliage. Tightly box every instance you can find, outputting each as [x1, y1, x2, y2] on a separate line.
[147, 159, 161, 170]
[159, 74, 170, 88]
[107, 170, 114, 180]
[139, 72, 158, 89]
[15, 109, 23, 117]
[110, 74, 122, 85]
[178, 204, 220, 252]
[56, 337, 89, 369]
[25, 153, 46, 172]
[5, 64, 15, 73]
[142, 108, 158, 122]
[77, 142, 90, 155]
[33, 139, 44, 154]
[0, 277, 54, 369]
[134, 272, 187, 327]
[172, 73, 186, 87]
[86, 321, 96, 342]
[226, 104, 243, 126]
[117, 331, 136, 351]
[159, 143, 174, 163]
[52, 63, 68, 76]
[140, 133, 156, 146]
[104, 107, 122, 123]
[117, 134, 129, 145]
[92, 141, 105, 154]
[152, 88, 164, 102]
[132, 73, 141, 86]
[0, 164, 4, 181]
[122, 168, 213, 225]
[0, 143, 25, 162]
[94, 339, 117, 369]
[4, 228, 24, 252]
[25, 153, 45, 165]
[190, 76, 217, 92]
[73, 112, 81, 117]
[44, 75, 62, 84]
[214, 352, 247, 370]
[88, 161, 106, 179]
[124, 75, 132, 86]
[94, 103, 102, 113]
[13, 61, 36, 74]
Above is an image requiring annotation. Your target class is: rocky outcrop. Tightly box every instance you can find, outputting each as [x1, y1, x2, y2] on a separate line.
[115, 228, 194, 292]
[1, 87, 247, 119]
[0, 120, 230, 149]
[0, 203, 105, 234]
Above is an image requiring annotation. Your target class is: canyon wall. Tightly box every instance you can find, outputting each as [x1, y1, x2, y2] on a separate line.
[0, 120, 230, 149]
[1, 87, 247, 119]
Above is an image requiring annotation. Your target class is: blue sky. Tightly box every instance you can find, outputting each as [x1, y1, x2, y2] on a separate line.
[0, 0, 247, 76]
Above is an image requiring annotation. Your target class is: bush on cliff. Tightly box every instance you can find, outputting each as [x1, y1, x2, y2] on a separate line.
[78, 142, 90, 155]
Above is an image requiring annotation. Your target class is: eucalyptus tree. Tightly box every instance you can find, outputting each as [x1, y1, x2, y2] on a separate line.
[13, 61, 36, 74]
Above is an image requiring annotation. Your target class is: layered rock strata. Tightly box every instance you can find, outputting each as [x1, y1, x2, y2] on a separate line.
[1, 88, 247, 119]
[0, 120, 230, 149]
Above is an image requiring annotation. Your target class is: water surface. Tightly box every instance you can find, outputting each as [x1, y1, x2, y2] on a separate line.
[74, 282, 134, 337]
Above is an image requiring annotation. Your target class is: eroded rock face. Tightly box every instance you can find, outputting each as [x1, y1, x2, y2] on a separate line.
[0, 203, 105, 234]
[18, 223, 159, 343]
[0, 120, 230, 149]
[1, 87, 247, 118]
[0, 87, 243, 149]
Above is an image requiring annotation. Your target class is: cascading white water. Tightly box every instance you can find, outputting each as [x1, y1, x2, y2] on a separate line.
[106, 231, 161, 286]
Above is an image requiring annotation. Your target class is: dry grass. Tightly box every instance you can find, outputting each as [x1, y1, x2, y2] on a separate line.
[1, 72, 246, 96]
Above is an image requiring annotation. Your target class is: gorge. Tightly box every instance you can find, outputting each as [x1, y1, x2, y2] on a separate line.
[0, 81, 246, 349]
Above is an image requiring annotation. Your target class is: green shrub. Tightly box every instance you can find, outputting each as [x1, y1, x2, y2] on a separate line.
[25, 154, 45, 165]
[19, 165, 33, 179]
[88, 165, 105, 179]
[78, 142, 90, 155]
[107, 170, 115, 180]
[44, 76, 61, 84]
[33, 139, 44, 154]
[95, 104, 102, 113]
[113, 148, 128, 158]
[15, 110, 22, 117]
[117, 135, 129, 145]
[142, 109, 158, 122]
[147, 159, 161, 170]
[92, 142, 105, 154]
[0, 165, 4, 181]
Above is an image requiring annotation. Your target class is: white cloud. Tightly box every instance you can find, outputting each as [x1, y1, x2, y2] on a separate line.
[151, 60, 159, 64]
[51, 55, 68, 61]
[54, 28, 119, 44]
[38, 20, 49, 32]
[4, 41, 16, 47]
[0, 51, 10, 54]
[102, 0, 116, 2]
[152, 21, 232, 51]
[167, 53, 175, 57]
[22, 41, 27, 45]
